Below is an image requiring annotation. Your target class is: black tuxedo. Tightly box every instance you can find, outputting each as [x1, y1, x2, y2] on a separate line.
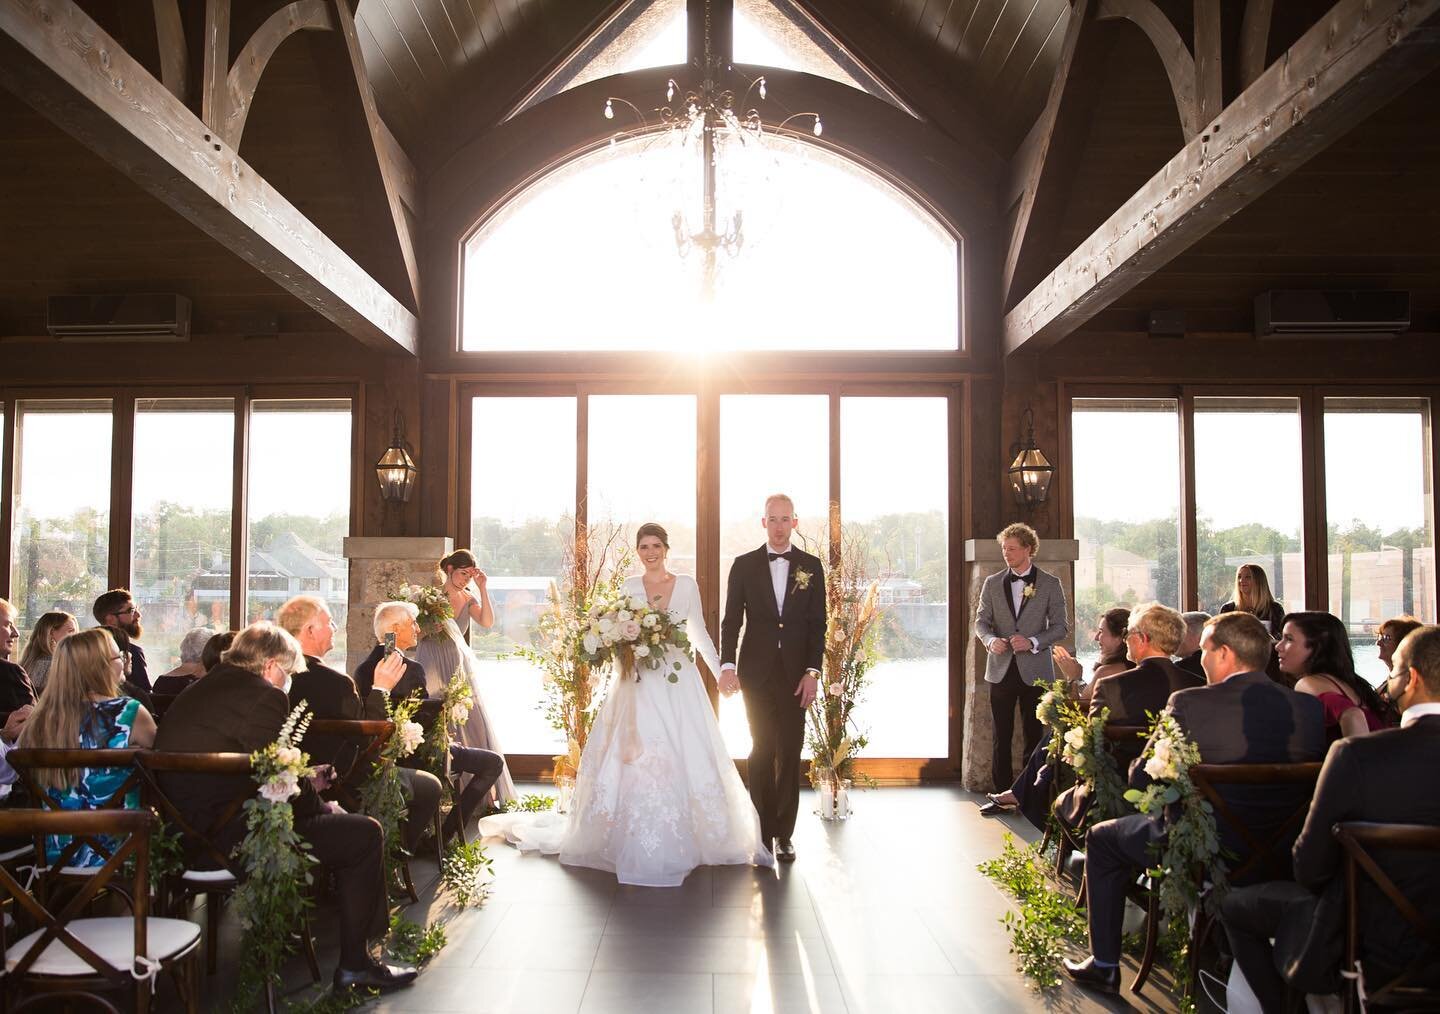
[1081, 671, 1325, 965]
[1222, 714, 1440, 1006]
[0, 660, 36, 725]
[1175, 650, 1205, 679]
[353, 643, 429, 707]
[720, 544, 827, 842]
[153, 662, 387, 970]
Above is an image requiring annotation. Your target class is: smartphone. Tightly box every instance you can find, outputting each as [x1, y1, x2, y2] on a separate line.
[382, 631, 397, 657]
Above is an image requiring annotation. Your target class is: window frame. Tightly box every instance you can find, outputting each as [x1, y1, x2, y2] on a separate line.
[0, 382, 359, 632]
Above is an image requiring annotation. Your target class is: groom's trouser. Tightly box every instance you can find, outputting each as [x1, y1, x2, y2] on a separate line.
[989, 659, 1042, 789]
[740, 674, 807, 841]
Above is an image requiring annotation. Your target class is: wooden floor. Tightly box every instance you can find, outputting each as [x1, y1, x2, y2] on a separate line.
[168, 784, 1183, 1012]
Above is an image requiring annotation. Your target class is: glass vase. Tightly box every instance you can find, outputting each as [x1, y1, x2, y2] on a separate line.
[556, 772, 576, 814]
[813, 768, 838, 820]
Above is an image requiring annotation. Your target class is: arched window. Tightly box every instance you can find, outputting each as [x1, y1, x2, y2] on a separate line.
[461, 133, 960, 353]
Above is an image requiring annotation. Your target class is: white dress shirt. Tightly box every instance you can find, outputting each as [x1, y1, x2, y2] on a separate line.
[1006, 566, 1040, 654]
[768, 544, 792, 612]
[1401, 701, 1440, 728]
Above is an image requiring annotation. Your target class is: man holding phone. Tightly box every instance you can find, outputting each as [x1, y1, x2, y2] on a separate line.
[357, 602, 506, 843]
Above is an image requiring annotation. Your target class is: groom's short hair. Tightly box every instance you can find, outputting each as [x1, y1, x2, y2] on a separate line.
[764, 493, 795, 516]
[996, 522, 1039, 553]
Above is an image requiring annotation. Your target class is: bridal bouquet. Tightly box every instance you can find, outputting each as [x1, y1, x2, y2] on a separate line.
[578, 584, 691, 683]
[393, 582, 454, 639]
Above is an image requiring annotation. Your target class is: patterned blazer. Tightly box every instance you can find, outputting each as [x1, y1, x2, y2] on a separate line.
[974, 566, 1068, 685]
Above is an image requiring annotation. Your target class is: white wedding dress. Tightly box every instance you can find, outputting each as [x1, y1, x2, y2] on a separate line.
[483, 574, 773, 886]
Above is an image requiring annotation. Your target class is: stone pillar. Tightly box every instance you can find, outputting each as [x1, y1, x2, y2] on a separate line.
[960, 537, 1080, 791]
[341, 536, 453, 675]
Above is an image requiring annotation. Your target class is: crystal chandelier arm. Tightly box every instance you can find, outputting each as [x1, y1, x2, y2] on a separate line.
[603, 96, 650, 128]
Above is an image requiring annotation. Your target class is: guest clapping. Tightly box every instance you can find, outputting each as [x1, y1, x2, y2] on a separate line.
[18, 610, 78, 694]
[1277, 611, 1391, 740]
[1051, 607, 1132, 701]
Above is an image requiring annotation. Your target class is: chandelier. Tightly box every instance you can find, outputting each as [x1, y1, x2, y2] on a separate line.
[604, 1, 821, 299]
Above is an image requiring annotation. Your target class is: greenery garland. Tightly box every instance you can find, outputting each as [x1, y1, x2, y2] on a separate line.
[358, 693, 424, 885]
[1033, 677, 1075, 764]
[977, 833, 1086, 989]
[420, 668, 473, 783]
[1057, 702, 1130, 826]
[230, 705, 318, 1012]
[442, 838, 494, 908]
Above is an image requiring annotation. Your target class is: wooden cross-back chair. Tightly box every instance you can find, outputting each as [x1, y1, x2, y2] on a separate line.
[7, 747, 143, 907]
[132, 750, 320, 985]
[0, 808, 201, 1013]
[1334, 821, 1440, 1013]
[1129, 761, 1323, 997]
[1048, 723, 1150, 886]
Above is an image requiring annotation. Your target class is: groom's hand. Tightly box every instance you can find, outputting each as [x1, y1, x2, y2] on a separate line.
[795, 672, 818, 709]
[718, 668, 741, 696]
[987, 637, 1009, 655]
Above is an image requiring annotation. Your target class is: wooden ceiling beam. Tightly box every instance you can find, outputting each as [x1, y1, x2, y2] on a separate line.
[0, 0, 418, 355]
[150, 0, 188, 103]
[222, 0, 334, 149]
[1239, 0, 1276, 90]
[1003, 0, 1440, 358]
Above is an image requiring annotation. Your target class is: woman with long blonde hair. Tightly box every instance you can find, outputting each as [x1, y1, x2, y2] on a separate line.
[18, 610, 77, 693]
[1219, 563, 1286, 635]
[17, 627, 156, 867]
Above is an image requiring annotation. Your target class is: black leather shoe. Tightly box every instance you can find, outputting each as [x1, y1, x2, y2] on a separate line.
[774, 839, 796, 862]
[1062, 956, 1120, 993]
[333, 960, 418, 993]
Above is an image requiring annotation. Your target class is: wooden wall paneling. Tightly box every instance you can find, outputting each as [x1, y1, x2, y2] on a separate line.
[1301, 386, 1328, 610]
[1005, 0, 1440, 357]
[108, 392, 134, 592]
[574, 384, 589, 583]
[455, 391, 475, 548]
[967, 373, 1003, 541]
[350, 381, 365, 540]
[1430, 388, 1440, 621]
[0, 396, 15, 600]
[948, 384, 965, 772]
[0, 0, 419, 356]
[416, 376, 457, 539]
[1179, 389, 1198, 609]
[229, 391, 250, 630]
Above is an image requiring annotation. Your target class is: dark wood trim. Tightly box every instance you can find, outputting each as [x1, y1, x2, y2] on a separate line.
[1239, 0, 1276, 90]
[201, 0, 229, 131]
[1193, 0, 1222, 127]
[827, 388, 841, 563]
[444, 379, 459, 543]
[574, 389, 589, 581]
[109, 393, 134, 593]
[696, 377, 720, 703]
[221, 0, 334, 149]
[1005, 0, 1440, 357]
[1179, 390, 1199, 610]
[349, 383, 364, 539]
[375, 113, 419, 217]
[150, 0, 188, 104]
[229, 392, 250, 630]
[455, 392, 474, 548]
[1301, 387, 1328, 610]
[948, 385, 965, 774]
[1428, 391, 1440, 622]
[0, 397, 15, 600]
[0, 0, 419, 356]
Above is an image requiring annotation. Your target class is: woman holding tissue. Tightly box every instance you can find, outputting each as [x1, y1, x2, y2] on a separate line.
[413, 549, 515, 807]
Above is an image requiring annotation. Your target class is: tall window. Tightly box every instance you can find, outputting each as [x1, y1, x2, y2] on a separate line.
[461, 135, 958, 353]
[841, 397, 948, 758]
[718, 394, 829, 756]
[1325, 398, 1436, 676]
[9, 400, 112, 635]
[470, 397, 576, 756]
[246, 401, 351, 659]
[1071, 398, 1181, 665]
[1195, 397, 1304, 616]
[131, 399, 234, 669]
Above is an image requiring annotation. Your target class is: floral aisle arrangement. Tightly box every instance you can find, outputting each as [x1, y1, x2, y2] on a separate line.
[358, 694, 425, 883]
[231, 705, 318, 1011]
[1033, 677, 1076, 763]
[808, 531, 881, 805]
[392, 582, 455, 639]
[421, 668, 473, 780]
[1056, 701, 1131, 827]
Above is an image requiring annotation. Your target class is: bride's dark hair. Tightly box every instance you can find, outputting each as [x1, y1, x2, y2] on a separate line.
[437, 548, 478, 580]
[635, 523, 669, 549]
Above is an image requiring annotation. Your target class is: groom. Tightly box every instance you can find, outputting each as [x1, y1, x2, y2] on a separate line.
[720, 493, 826, 863]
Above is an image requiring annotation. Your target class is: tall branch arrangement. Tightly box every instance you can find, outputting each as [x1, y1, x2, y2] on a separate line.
[808, 527, 881, 782]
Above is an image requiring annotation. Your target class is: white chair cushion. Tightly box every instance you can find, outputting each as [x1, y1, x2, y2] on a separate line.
[5, 917, 201, 976]
[180, 868, 236, 885]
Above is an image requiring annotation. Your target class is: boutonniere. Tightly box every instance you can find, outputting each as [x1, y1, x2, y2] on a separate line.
[1022, 585, 1036, 599]
[792, 569, 813, 592]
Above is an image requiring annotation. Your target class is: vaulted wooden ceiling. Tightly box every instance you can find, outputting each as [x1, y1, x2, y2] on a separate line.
[353, 0, 1072, 165]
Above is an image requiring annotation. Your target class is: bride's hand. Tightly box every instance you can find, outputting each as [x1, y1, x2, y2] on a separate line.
[717, 669, 741, 696]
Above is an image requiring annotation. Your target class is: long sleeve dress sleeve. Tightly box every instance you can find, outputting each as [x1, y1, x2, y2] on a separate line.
[681, 577, 723, 677]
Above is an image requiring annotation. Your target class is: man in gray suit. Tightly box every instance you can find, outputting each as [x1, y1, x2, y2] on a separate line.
[975, 522, 1069, 790]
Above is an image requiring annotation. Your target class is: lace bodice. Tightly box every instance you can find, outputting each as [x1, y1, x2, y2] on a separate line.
[624, 574, 722, 676]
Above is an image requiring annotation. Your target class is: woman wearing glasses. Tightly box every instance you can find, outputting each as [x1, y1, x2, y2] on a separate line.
[1376, 615, 1423, 673]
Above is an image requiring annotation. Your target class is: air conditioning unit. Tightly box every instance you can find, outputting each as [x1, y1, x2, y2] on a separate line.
[46, 293, 192, 341]
[1255, 290, 1410, 339]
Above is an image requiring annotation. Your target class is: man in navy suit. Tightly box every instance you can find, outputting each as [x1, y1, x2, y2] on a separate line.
[720, 493, 827, 863]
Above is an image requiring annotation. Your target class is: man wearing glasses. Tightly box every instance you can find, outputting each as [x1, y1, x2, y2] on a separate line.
[92, 589, 151, 692]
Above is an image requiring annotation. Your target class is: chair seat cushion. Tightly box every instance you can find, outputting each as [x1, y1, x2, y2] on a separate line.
[6, 917, 201, 976]
[181, 868, 236, 885]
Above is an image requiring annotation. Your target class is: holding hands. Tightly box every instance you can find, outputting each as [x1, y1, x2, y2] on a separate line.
[717, 668, 741, 697]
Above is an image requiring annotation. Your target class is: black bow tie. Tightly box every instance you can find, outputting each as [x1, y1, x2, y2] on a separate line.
[1007, 571, 1034, 585]
[768, 550, 794, 562]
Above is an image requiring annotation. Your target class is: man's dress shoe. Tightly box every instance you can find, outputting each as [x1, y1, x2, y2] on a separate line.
[1062, 956, 1120, 993]
[334, 960, 418, 993]
[775, 839, 796, 862]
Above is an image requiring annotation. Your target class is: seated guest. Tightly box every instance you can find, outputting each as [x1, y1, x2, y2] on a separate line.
[1053, 602, 1204, 830]
[152, 627, 216, 695]
[1219, 563, 1287, 635]
[1175, 611, 1210, 679]
[1376, 614, 1423, 679]
[1278, 611, 1392, 740]
[201, 630, 236, 673]
[277, 595, 442, 853]
[0, 706, 34, 852]
[93, 589, 151, 692]
[357, 602, 506, 841]
[1221, 625, 1440, 1009]
[19, 610, 78, 694]
[154, 622, 417, 993]
[101, 625, 155, 713]
[1064, 612, 1326, 993]
[982, 607, 1132, 823]
[0, 599, 38, 725]
[16, 628, 156, 868]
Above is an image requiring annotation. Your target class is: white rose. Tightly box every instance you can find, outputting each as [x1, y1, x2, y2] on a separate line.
[1143, 755, 1170, 781]
[259, 771, 299, 804]
[642, 613, 659, 629]
[1063, 726, 1086, 751]
[598, 618, 615, 634]
[274, 746, 302, 768]
[619, 620, 642, 641]
[618, 610, 633, 623]
[397, 721, 425, 757]
[450, 703, 471, 726]
[828, 682, 843, 696]
[602, 632, 616, 646]
[582, 632, 600, 655]
[634, 644, 650, 658]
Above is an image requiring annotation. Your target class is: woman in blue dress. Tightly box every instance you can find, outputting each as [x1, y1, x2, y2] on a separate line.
[17, 627, 156, 867]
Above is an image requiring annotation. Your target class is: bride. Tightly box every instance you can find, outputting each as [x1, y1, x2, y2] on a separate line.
[414, 548, 517, 807]
[496, 522, 773, 886]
